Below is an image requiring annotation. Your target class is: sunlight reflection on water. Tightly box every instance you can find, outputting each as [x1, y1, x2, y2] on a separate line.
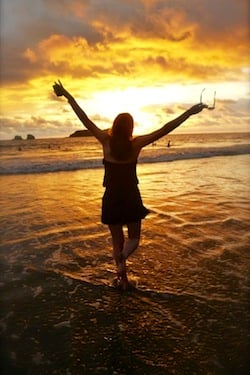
[1, 155, 249, 303]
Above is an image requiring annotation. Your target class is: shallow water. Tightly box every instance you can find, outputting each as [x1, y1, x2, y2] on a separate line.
[1, 153, 249, 374]
[1, 155, 249, 298]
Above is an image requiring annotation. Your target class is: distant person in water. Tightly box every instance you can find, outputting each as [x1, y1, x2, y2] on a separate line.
[53, 80, 206, 290]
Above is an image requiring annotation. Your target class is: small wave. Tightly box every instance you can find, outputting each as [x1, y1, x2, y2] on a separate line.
[0, 144, 249, 175]
[140, 144, 250, 164]
[0, 158, 103, 175]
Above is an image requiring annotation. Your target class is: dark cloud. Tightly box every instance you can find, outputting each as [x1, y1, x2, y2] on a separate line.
[0, 0, 103, 83]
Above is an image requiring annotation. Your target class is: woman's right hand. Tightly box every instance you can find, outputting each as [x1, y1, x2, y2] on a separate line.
[188, 103, 207, 115]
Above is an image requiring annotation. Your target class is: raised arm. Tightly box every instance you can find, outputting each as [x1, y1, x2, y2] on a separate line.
[134, 103, 206, 149]
[53, 80, 107, 144]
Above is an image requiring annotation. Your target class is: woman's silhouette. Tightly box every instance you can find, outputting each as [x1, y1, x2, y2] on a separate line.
[53, 81, 206, 290]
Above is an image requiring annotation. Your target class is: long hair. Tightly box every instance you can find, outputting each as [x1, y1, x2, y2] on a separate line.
[109, 113, 134, 161]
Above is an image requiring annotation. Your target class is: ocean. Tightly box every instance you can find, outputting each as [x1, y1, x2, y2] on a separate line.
[0, 133, 249, 374]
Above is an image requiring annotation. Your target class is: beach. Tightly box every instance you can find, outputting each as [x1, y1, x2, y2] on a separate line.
[0, 134, 250, 374]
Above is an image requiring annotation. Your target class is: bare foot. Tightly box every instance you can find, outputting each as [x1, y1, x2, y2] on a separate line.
[117, 272, 129, 291]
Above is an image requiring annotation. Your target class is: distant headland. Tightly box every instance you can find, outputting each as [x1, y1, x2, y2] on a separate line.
[69, 129, 109, 137]
[69, 130, 92, 137]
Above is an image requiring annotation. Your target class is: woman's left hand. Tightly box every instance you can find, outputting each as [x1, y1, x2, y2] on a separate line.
[53, 80, 67, 97]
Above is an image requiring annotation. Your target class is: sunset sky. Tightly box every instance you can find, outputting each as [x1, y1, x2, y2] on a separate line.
[0, 0, 249, 139]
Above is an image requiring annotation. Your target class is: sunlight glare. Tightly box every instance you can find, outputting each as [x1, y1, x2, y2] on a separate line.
[74, 80, 248, 136]
[85, 85, 188, 134]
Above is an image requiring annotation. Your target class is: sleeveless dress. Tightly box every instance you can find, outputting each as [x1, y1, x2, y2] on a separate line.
[101, 159, 149, 225]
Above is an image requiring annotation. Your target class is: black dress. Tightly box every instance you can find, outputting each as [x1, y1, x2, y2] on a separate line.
[101, 160, 149, 225]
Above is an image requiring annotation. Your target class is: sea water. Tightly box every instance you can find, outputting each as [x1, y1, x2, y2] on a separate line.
[0, 132, 249, 175]
[0, 133, 249, 374]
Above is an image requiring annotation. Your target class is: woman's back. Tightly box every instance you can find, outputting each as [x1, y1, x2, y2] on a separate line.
[103, 159, 138, 188]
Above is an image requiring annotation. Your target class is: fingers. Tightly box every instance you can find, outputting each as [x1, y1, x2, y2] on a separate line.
[189, 103, 206, 115]
[53, 80, 63, 86]
[197, 103, 207, 111]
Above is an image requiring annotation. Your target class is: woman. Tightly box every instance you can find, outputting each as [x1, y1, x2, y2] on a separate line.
[53, 81, 206, 290]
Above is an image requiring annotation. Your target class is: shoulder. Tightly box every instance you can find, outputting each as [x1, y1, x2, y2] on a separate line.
[97, 131, 110, 145]
[132, 135, 149, 150]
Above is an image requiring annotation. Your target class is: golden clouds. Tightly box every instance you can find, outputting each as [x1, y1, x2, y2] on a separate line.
[2, 0, 249, 88]
[0, 0, 249, 139]
[18, 0, 248, 91]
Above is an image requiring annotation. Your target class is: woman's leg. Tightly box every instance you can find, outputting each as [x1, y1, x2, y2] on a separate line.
[108, 224, 128, 289]
[108, 224, 124, 265]
[122, 221, 141, 259]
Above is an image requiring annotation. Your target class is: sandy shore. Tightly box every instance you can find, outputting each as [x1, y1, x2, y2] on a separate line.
[1, 268, 249, 375]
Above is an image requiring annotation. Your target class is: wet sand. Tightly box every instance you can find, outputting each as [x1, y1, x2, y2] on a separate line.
[1, 269, 249, 375]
